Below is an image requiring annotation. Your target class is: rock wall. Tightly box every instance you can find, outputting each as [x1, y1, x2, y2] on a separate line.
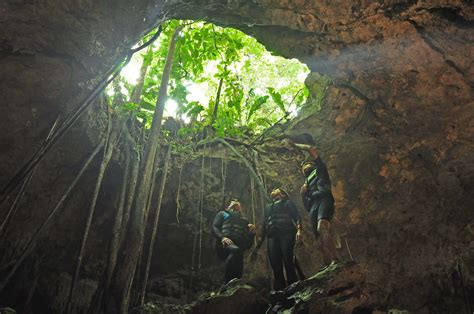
[0, 0, 472, 313]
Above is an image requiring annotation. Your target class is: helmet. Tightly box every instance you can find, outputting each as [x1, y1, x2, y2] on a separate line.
[270, 187, 289, 199]
[300, 160, 316, 168]
[227, 199, 241, 211]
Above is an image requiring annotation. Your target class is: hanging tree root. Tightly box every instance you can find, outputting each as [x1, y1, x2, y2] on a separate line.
[196, 137, 264, 154]
[175, 165, 183, 224]
[105, 25, 184, 314]
[65, 115, 120, 313]
[0, 138, 106, 293]
[0, 167, 35, 237]
[143, 144, 162, 223]
[198, 146, 207, 270]
[187, 142, 207, 303]
[138, 145, 172, 306]
[216, 138, 270, 202]
[120, 132, 142, 247]
[107, 143, 130, 284]
[0, 25, 164, 205]
[131, 143, 162, 308]
[1, 114, 62, 235]
[90, 138, 133, 314]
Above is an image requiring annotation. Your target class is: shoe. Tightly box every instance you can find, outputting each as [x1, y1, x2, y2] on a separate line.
[226, 277, 241, 286]
[217, 284, 227, 294]
[268, 290, 285, 302]
[319, 260, 339, 272]
[318, 264, 331, 272]
[218, 278, 241, 294]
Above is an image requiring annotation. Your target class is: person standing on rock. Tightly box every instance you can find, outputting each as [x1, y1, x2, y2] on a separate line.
[285, 138, 340, 268]
[255, 188, 302, 291]
[212, 199, 256, 285]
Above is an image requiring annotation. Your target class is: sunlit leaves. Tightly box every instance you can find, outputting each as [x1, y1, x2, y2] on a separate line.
[267, 87, 285, 114]
[183, 101, 205, 116]
[247, 95, 269, 122]
[111, 19, 313, 137]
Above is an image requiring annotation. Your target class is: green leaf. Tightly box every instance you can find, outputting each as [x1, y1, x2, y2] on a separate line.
[267, 87, 285, 113]
[247, 95, 269, 121]
[187, 102, 205, 116]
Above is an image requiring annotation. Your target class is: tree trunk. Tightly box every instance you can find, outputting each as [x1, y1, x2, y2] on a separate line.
[89, 140, 132, 314]
[131, 46, 153, 105]
[138, 145, 172, 305]
[105, 25, 183, 313]
[97, 47, 150, 309]
[106, 143, 130, 287]
[120, 142, 140, 246]
[211, 74, 225, 124]
[130, 144, 160, 307]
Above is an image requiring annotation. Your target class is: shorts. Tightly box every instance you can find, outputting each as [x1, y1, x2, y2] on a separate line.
[309, 198, 334, 235]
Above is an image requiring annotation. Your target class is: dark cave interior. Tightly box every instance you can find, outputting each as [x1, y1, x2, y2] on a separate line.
[0, 1, 473, 313]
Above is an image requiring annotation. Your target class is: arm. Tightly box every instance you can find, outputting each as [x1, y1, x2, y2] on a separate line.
[286, 200, 301, 227]
[310, 187, 331, 200]
[244, 230, 256, 250]
[255, 225, 266, 250]
[212, 212, 224, 240]
[255, 206, 269, 249]
[300, 183, 310, 211]
[313, 156, 329, 177]
[287, 200, 302, 241]
[293, 143, 319, 159]
[239, 217, 255, 250]
[310, 157, 333, 200]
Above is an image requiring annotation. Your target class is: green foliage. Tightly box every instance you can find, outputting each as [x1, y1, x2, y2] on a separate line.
[266, 87, 285, 114]
[304, 73, 332, 111]
[108, 19, 319, 138]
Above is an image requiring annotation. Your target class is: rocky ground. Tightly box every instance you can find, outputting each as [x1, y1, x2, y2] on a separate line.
[134, 261, 411, 314]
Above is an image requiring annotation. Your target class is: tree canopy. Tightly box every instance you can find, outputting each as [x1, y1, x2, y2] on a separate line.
[109, 20, 311, 138]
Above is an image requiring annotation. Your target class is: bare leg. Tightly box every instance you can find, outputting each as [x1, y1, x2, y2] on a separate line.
[317, 219, 339, 265]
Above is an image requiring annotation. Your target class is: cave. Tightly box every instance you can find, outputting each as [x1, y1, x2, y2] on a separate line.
[0, 1, 473, 313]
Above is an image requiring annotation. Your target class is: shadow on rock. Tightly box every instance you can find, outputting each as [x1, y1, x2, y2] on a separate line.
[133, 282, 268, 314]
[267, 261, 386, 313]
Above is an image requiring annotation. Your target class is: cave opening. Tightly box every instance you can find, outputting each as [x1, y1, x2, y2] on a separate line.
[0, 18, 331, 313]
[1, 2, 473, 314]
[111, 19, 316, 137]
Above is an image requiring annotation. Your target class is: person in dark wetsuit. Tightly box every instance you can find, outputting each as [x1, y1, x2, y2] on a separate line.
[212, 199, 256, 284]
[256, 188, 302, 291]
[292, 142, 340, 267]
